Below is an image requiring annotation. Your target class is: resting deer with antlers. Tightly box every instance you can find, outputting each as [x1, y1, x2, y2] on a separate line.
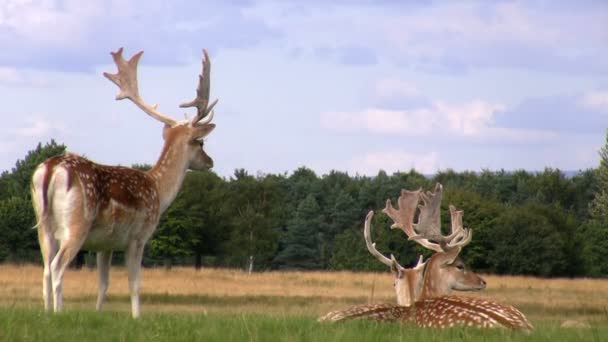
[363, 184, 486, 306]
[31, 48, 218, 318]
[320, 184, 533, 331]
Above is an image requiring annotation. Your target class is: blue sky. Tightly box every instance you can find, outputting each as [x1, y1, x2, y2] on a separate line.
[1, 0, 607, 177]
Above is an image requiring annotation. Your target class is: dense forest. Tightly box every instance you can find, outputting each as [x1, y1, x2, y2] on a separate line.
[1, 136, 607, 277]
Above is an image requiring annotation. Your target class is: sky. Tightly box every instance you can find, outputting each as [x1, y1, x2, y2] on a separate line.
[1, 0, 607, 178]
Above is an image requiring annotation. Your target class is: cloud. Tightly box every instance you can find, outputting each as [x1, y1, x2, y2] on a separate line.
[582, 90, 608, 111]
[321, 99, 510, 137]
[495, 93, 608, 134]
[0, 0, 279, 71]
[0, 67, 50, 86]
[375, 78, 420, 99]
[14, 116, 66, 138]
[0, 67, 23, 84]
[3, 1, 606, 74]
[246, 1, 608, 74]
[349, 150, 440, 175]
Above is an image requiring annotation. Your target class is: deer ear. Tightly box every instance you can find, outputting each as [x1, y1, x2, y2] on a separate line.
[390, 254, 404, 278]
[193, 123, 215, 140]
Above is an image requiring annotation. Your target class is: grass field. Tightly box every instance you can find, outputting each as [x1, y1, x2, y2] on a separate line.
[0, 264, 607, 341]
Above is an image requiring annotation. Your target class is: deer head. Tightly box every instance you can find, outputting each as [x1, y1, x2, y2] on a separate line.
[104, 48, 217, 172]
[384, 183, 486, 298]
[364, 198, 427, 306]
[367, 183, 486, 306]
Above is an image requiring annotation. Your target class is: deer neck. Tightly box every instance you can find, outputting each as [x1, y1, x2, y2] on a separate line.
[147, 140, 189, 214]
[398, 270, 422, 306]
[420, 256, 452, 299]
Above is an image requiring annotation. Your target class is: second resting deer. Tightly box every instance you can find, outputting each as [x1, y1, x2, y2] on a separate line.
[320, 184, 533, 331]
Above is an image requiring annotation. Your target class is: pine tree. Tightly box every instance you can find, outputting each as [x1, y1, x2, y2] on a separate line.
[589, 129, 608, 221]
[581, 129, 608, 276]
[273, 194, 323, 269]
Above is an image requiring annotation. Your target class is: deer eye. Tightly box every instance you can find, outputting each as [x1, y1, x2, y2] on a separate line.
[455, 264, 465, 271]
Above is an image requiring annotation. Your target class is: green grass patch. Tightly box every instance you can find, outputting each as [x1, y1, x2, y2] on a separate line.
[0, 307, 607, 342]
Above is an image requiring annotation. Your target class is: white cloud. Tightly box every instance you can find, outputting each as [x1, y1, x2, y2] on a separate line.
[0, 0, 103, 46]
[477, 127, 558, 143]
[246, 1, 608, 73]
[375, 78, 420, 99]
[582, 90, 608, 111]
[321, 99, 504, 137]
[320, 98, 563, 144]
[350, 150, 440, 176]
[0, 67, 23, 84]
[0, 67, 49, 86]
[14, 116, 65, 138]
[321, 108, 433, 135]
[436, 100, 504, 136]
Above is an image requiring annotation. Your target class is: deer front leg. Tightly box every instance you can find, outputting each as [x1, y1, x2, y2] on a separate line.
[126, 240, 145, 318]
[96, 251, 113, 311]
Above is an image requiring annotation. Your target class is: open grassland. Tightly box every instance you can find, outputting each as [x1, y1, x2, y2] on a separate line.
[0, 264, 607, 340]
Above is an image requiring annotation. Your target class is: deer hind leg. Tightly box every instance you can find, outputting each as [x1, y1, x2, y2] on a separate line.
[49, 180, 91, 313]
[50, 233, 88, 312]
[96, 251, 113, 311]
[32, 164, 58, 311]
[126, 240, 146, 318]
[37, 225, 57, 311]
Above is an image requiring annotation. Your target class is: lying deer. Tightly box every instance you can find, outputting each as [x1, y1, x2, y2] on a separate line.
[31, 48, 218, 318]
[320, 184, 533, 331]
[364, 184, 486, 306]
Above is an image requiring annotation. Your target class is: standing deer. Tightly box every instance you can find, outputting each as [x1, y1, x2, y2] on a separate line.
[31, 48, 218, 318]
[320, 184, 533, 331]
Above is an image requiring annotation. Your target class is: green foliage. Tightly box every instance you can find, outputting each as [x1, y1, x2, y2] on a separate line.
[0, 140, 65, 201]
[220, 170, 284, 270]
[579, 219, 608, 277]
[1, 140, 607, 276]
[0, 140, 65, 263]
[273, 194, 324, 269]
[581, 129, 608, 276]
[0, 196, 38, 262]
[488, 203, 579, 276]
[589, 129, 608, 221]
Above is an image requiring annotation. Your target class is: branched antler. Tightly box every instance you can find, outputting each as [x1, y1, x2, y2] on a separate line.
[383, 188, 443, 252]
[103, 48, 178, 127]
[411, 183, 463, 249]
[383, 183, 471, 252]
[180, 49, 218, 126]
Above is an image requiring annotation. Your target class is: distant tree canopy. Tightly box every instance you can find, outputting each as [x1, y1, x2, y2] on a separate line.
[0, 137, 607, 277]
[0, 140, 66, 262]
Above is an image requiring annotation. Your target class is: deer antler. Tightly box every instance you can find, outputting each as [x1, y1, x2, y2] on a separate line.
[383, 188, 443, 252]
[411, 183, 462, 246]
[363, 211, 393, 267]
[103, 48, 178, 127]
[180, 49, 218, 126]
[445, 205, 472, 250]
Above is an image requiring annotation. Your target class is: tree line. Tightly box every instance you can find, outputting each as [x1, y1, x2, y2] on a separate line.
[1, 137, 607, 277]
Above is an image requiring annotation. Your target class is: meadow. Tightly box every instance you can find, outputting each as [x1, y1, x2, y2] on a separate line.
[0, 264, 607, 341]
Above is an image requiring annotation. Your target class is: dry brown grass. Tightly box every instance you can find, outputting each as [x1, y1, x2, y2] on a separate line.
[1, 264, 607, 321]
